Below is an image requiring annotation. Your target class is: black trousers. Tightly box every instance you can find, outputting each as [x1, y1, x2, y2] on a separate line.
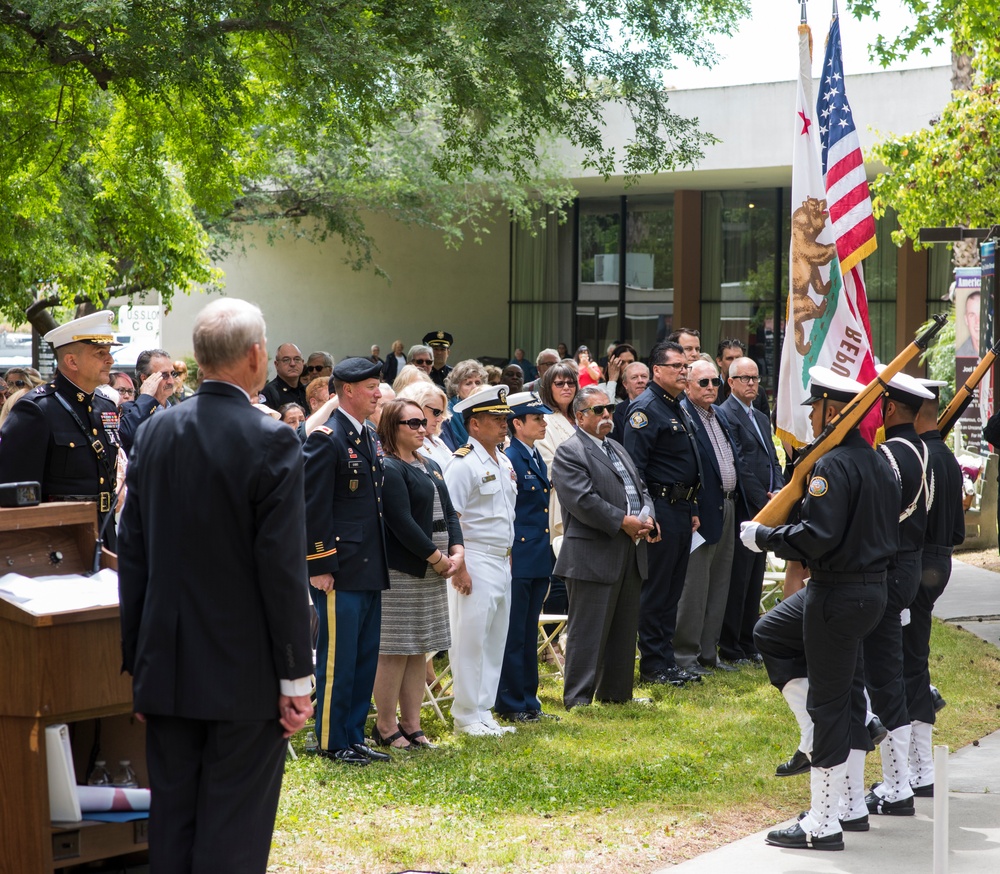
[720, 539, 766, 659]
[863, 553, 922, 732]
[806, 580, 887, 768]
[903, 550, 952, 724]
[145, 714, 288, 874]
[754, 587, 808, 690]
[638, 498, 692, 674]
[496, 575, 549, 714]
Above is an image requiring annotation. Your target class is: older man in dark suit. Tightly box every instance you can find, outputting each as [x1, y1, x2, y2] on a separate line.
[553, 385, 658, 709]
[675, 359, 763, 674]
[118, 298, 314, 873]
[719, 355, 785, 664]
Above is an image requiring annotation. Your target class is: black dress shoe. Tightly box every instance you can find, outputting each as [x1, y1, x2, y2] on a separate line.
[798, 811, 868, 832]
[683, 663, 714, 676]
[730, 658, 753, 667]
[530, 710, 562, 721]
[931, 686, 947, 712]
[353, 743, 390, 762]
[776, 749, 811, 777]
[747, 651, 764, 665]
[639, 670, 686, 688]
[867, 715, 888, 746]
[498, 711, 540, 723]
[765, 823, 843, 851]
[912, 783, 934, 797]
[318, 747, 369, 766]
[709, 661, 739, 672]
[865, 790, 914, 815]
[666, 665, 702, 683]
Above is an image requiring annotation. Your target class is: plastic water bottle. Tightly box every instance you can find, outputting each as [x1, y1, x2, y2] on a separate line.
[304, 730, 318, 754]
[87, 760, 111, 786]
[112, 759, 138, 788]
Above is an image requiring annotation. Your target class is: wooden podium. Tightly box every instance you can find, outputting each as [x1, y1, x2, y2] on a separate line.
[0, 503, 148, 873]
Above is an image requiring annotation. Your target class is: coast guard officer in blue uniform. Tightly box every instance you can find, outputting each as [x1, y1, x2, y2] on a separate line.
[496, 391, 556, 723]
[623, 340, 703, 688]
[304, 357, 390, 766]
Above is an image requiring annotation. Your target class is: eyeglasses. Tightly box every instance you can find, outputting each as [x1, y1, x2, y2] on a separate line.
[552, 379, 577, 388]
[402, 418, 428, 430]
[277, 357, 304, 365]
[584, 403, 616, 415]
[694, 377, 723, 388]
[413, 359, 433, 366]
[305, 365, 328, 373]
[656, 362, 687, 371]
[732, 375, 760, 384]
[117, 388, 136, 398]
[426, 407, 444, 417]
[159, 370, 180, 379]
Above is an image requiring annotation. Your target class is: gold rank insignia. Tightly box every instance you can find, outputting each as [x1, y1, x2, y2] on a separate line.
[808, 476, 828, 497]
[629, 411, 649, 429]
[76, 392, 85, 402]
[453, 444, 472, 457]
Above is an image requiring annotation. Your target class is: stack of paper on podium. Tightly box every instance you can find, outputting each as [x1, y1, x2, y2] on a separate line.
[0, 567, 119, 614]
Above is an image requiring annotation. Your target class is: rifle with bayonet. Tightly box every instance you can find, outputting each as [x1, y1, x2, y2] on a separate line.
[937, 336, 1000, 439]
[753, 313, 948, 527]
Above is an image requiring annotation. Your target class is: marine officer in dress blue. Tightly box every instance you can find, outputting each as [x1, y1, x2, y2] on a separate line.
[304, 357, 391, 766]
[496, 391, 557, 723]
[0, 311, 122, 549]
[623, 340, 703, 688]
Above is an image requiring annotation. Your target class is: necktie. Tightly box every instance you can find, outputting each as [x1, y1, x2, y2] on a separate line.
[604, 441, 641, 515]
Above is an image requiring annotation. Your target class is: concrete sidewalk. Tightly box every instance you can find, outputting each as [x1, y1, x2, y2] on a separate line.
[655, 559, 1000, 874]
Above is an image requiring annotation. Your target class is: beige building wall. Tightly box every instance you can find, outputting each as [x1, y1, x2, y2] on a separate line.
[161, 209, 511, 377]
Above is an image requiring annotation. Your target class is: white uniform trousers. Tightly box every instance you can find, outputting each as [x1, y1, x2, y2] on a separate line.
[448, 548, 512, 727]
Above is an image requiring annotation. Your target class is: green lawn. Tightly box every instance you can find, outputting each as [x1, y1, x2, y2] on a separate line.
[271, 620, 1000, 873]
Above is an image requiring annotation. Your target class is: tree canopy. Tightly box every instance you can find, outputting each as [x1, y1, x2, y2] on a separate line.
[0, 0, 750, 322]
[851, 1, 1000, 244]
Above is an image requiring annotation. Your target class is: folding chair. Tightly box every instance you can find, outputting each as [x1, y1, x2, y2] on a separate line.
[537, 613, 568, 680]
[422, 651, 455, 720]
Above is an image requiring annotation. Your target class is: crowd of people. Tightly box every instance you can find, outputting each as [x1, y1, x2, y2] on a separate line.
[0, 305, 968, 865]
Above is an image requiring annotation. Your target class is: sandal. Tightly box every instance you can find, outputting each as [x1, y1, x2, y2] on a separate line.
[372, 726, 413, 751]
[398, 723, 438, 749]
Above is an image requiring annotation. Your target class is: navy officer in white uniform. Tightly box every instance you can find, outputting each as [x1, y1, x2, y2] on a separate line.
[444, 385, 518, 737]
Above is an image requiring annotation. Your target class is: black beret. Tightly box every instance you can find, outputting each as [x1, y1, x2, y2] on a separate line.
[332, 356, 383, 383]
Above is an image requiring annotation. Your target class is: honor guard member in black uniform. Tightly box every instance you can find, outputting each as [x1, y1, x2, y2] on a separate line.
[741, 367, 900, 851]
[423, 331, 453, 389]
[0, 311, 122, 549]
[496, 391, 556, 722]
[623, 341, 702, 687]
[865, 368, 935, 816]
[303, 357, 391, 766]
[904, 379, 965, 796]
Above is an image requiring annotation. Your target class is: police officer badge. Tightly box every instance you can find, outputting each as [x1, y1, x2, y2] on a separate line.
[808, 476, 828, 497]
[629, 411, 649, 429]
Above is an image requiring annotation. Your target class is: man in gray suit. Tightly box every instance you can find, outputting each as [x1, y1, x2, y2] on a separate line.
[552, 386, 658, 709]
[719, 356, 785, 664]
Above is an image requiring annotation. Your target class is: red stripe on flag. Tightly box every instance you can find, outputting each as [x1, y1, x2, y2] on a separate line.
[826, 147, 865, 189]
[829, 183, 872, 223]
[836, 220, 877, 261]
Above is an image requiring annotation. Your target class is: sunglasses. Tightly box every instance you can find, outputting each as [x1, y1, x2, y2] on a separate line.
[426, 407, 444, 417]
[584, 403, 616, 415]
[401, 418, 428, 430]
[694, 377, 723, 388]
[158, 370, 180, 379]
[10, 379, 28, 387]
[305, 365, 328, 372]
[413, 359, 433, 366]
[552, 379, 577, 388]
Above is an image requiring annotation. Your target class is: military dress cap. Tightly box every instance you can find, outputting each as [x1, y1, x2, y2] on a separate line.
[422, 331, 453, 349]
[454, 384, 513, 418]
[332, 356, 382, 383]
[875, 365, 935, 404]
[43, 311, 123, 348]
[916, 378, 948, 398]
[506, 390, 553, 419]
[801, 366, 865, 406]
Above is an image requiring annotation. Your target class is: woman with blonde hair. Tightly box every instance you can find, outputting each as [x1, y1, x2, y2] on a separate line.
[392, 363, 432, 395]
[398, 380, 452, 471]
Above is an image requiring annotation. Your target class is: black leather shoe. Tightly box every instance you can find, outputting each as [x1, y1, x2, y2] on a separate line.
[912, 783, 934, 797]
[639, 670, 686, 687]
[776, 749, 811, 777]
[683, 663, 714, 676]
[747, 651, 764, 665]
[353, 743, 390, 762]
[931, 686, 947, 712]
[765, 823, 843, 851]
[710, 661, 739, 672]
[730, 658, 753, 667]
[798, 811, 869, 832]
[867, 715, 888, 746]
[666, 665, 702, 684]
[866, 790, 914, 815]
[530, 710, 562, 721]
[498, 711, 540, 723]
[318, 747, 369, 766]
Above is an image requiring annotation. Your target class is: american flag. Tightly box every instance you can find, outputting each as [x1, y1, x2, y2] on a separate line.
[816, 15, 877, 274]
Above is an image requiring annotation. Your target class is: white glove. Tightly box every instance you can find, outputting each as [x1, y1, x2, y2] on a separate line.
[740, 521, 763, 553]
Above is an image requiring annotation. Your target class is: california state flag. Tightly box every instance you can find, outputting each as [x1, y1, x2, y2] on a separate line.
[777, 12, 878, 449]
